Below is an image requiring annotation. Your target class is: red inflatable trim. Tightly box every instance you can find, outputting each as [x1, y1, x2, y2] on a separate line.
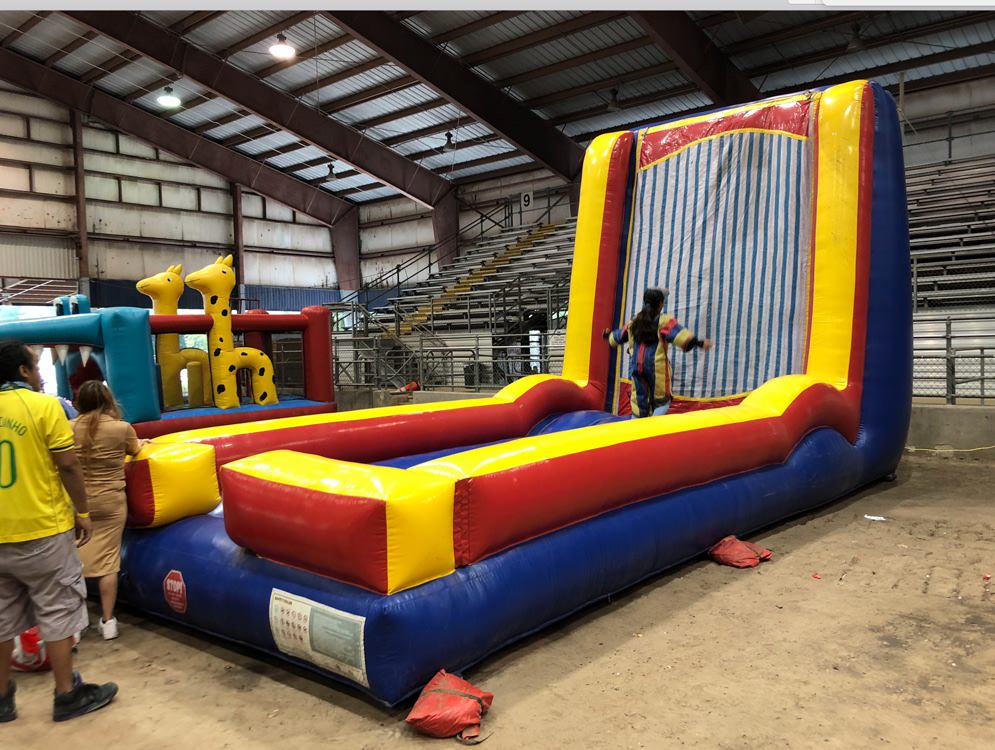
[640, 99, 811, 169]
[125, 459, 155, 527]
[194, 378, 598, 468]
[454, 383, 860, 565]
[221, 469, 388, 593]
[133, 403, 336, 439]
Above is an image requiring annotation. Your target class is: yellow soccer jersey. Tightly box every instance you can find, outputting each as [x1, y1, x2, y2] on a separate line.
[0, 386, 76, 543]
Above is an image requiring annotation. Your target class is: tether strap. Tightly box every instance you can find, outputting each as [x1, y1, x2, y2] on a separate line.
[423, 687, 486, 708]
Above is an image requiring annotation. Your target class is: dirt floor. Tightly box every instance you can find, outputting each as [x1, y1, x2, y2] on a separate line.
[4, 453, 993, 749]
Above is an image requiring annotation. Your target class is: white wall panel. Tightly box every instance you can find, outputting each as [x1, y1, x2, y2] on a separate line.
[264, 200, 293, 223]
[241, 193, 264, 218]
[244, 252, 337, 288]
[91, 240, 222, 281]
[0, 85, 68, 122]
[118, 134, 157, 160]
[30, 119, 69, 146]
[0, 138, 72, 167]
[244, 218, 330, 254]
[0, 164, 30, 191]
[161, 184, 198, 211]
[200, 189, 231, 214]
[0, 235, 75, 278]
[82, 128, 116, 153]
[121, 180, 160, 206]
[89, 203, 232, 245]
[33, 169, 71, 196]
[0, 114, 27, 139]
[0, 195, 74, 230]
[362, 217, 436, 254]
[85, 151, 228, 191]
[85, 174, 118, 202]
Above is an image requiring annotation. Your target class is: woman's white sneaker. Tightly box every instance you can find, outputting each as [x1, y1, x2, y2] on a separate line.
[98, 618, 119, 640]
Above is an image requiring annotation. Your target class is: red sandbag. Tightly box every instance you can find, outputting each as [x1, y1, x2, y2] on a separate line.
[406, 670, 493, 743]
[709, 535, 773, 568]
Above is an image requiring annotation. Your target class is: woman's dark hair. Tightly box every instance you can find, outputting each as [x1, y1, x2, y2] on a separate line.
[0, 340, 33, 384]
[74, 380, 122, 460]
[630, 288, 667, 344]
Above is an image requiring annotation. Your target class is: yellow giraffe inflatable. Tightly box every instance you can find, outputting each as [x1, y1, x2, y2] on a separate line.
[185, 255, 278, 409]
[136, 264, 211, 408]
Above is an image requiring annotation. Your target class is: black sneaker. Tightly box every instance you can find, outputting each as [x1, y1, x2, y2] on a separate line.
[0, 680, 15, 722]
[52, 672, 118, 722]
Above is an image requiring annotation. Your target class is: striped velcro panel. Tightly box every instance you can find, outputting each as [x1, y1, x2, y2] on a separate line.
[617, 129, 813, 403]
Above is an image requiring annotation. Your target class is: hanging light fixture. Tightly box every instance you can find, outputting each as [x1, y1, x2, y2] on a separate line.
[606, 88, 621, 112]
[325, 162, 336, 180]
[443, 131, 456, 152]
[156, 86, 181, 108]
[269, 33, 296, 60]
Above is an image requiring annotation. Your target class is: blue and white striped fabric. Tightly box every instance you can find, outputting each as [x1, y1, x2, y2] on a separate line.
[618, 131, 812, 399]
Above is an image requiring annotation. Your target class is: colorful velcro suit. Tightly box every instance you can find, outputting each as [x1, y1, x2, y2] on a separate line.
[607, 314, 698, 416]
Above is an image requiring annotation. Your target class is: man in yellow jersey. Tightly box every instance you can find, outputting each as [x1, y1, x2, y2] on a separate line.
[0, 340, 118, 722]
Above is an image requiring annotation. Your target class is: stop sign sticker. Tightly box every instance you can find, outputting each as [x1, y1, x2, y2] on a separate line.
[163, 570, 188, 614]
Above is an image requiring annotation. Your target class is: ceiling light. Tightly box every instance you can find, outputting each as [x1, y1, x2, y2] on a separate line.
[325, 162, 336, 179]
[156, 86, 181, 108]
[269, 34, 296, 60]
[443, 131, 456, 152]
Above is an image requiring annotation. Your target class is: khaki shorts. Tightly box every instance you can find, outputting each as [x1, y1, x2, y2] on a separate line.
[0, 530, 89, 642]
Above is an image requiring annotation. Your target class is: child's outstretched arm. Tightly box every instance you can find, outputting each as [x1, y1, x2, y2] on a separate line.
[603, 325, 628, 348]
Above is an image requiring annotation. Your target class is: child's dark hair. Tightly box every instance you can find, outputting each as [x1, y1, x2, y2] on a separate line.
[630, 288, 666, 344]
[0, 340, 33, 384]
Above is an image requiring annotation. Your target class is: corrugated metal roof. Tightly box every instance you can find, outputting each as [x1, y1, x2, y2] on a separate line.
[508, 47, 674, 104]
[418, 143, 518, 171]
[139, 11, 191, 29]
[227, 13, 342, 76]
[264, 40, 383, 93]
[448, 154, 533, 181]
[2, 9, 993, 201]
[346, 185, 400, 203]
[402, 10, 491, 40]
[438, 11, 586, 61]
[333, 84, 447, 125]
[473, 16, 649, 83]
[266, 145, 325, 170]
[52, 34, 130, 78]
[0, 11, 39, 35]
[347, 105, 466, 141]
[234, 130, 300, 156]
[185, 11, 292, 54]
[195, 114, 266, 140]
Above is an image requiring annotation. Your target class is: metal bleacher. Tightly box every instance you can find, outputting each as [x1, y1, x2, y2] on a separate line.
[907, 154, 995, 310]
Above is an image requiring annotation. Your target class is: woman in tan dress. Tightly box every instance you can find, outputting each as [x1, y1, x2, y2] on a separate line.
[72, 381, 145, 640]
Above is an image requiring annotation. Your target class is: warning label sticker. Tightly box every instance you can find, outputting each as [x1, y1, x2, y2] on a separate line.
[269, 589, 368, 687]
[163, 570, 187, 614]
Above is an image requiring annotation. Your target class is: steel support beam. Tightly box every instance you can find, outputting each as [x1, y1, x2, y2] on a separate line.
[231, 182, 246, 302]
[331, 208, 361, 291]
[326, 11, 585, 181]
[630, 11, 758, 105]
[0, 46, 352, 227]
[65, 11, 454, 208]
[431, 189, 460, 268]
[70, 110, 90, 296]
[1, 12, 49, 48]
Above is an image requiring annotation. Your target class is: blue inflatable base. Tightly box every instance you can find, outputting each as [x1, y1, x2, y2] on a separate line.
[119, 424, 871, 706]
[158, 396, 327, 420]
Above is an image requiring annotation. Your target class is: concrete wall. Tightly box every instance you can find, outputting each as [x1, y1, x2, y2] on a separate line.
[907, 405, 995, 457]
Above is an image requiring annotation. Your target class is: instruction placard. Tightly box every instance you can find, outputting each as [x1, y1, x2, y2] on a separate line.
[269, 589, 368, 687]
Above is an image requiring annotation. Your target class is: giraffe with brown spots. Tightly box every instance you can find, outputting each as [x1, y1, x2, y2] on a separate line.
[185, 255, 279, 409]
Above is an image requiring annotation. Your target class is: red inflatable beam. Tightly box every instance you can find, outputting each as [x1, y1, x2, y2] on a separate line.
[149, 306, 334, 405]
